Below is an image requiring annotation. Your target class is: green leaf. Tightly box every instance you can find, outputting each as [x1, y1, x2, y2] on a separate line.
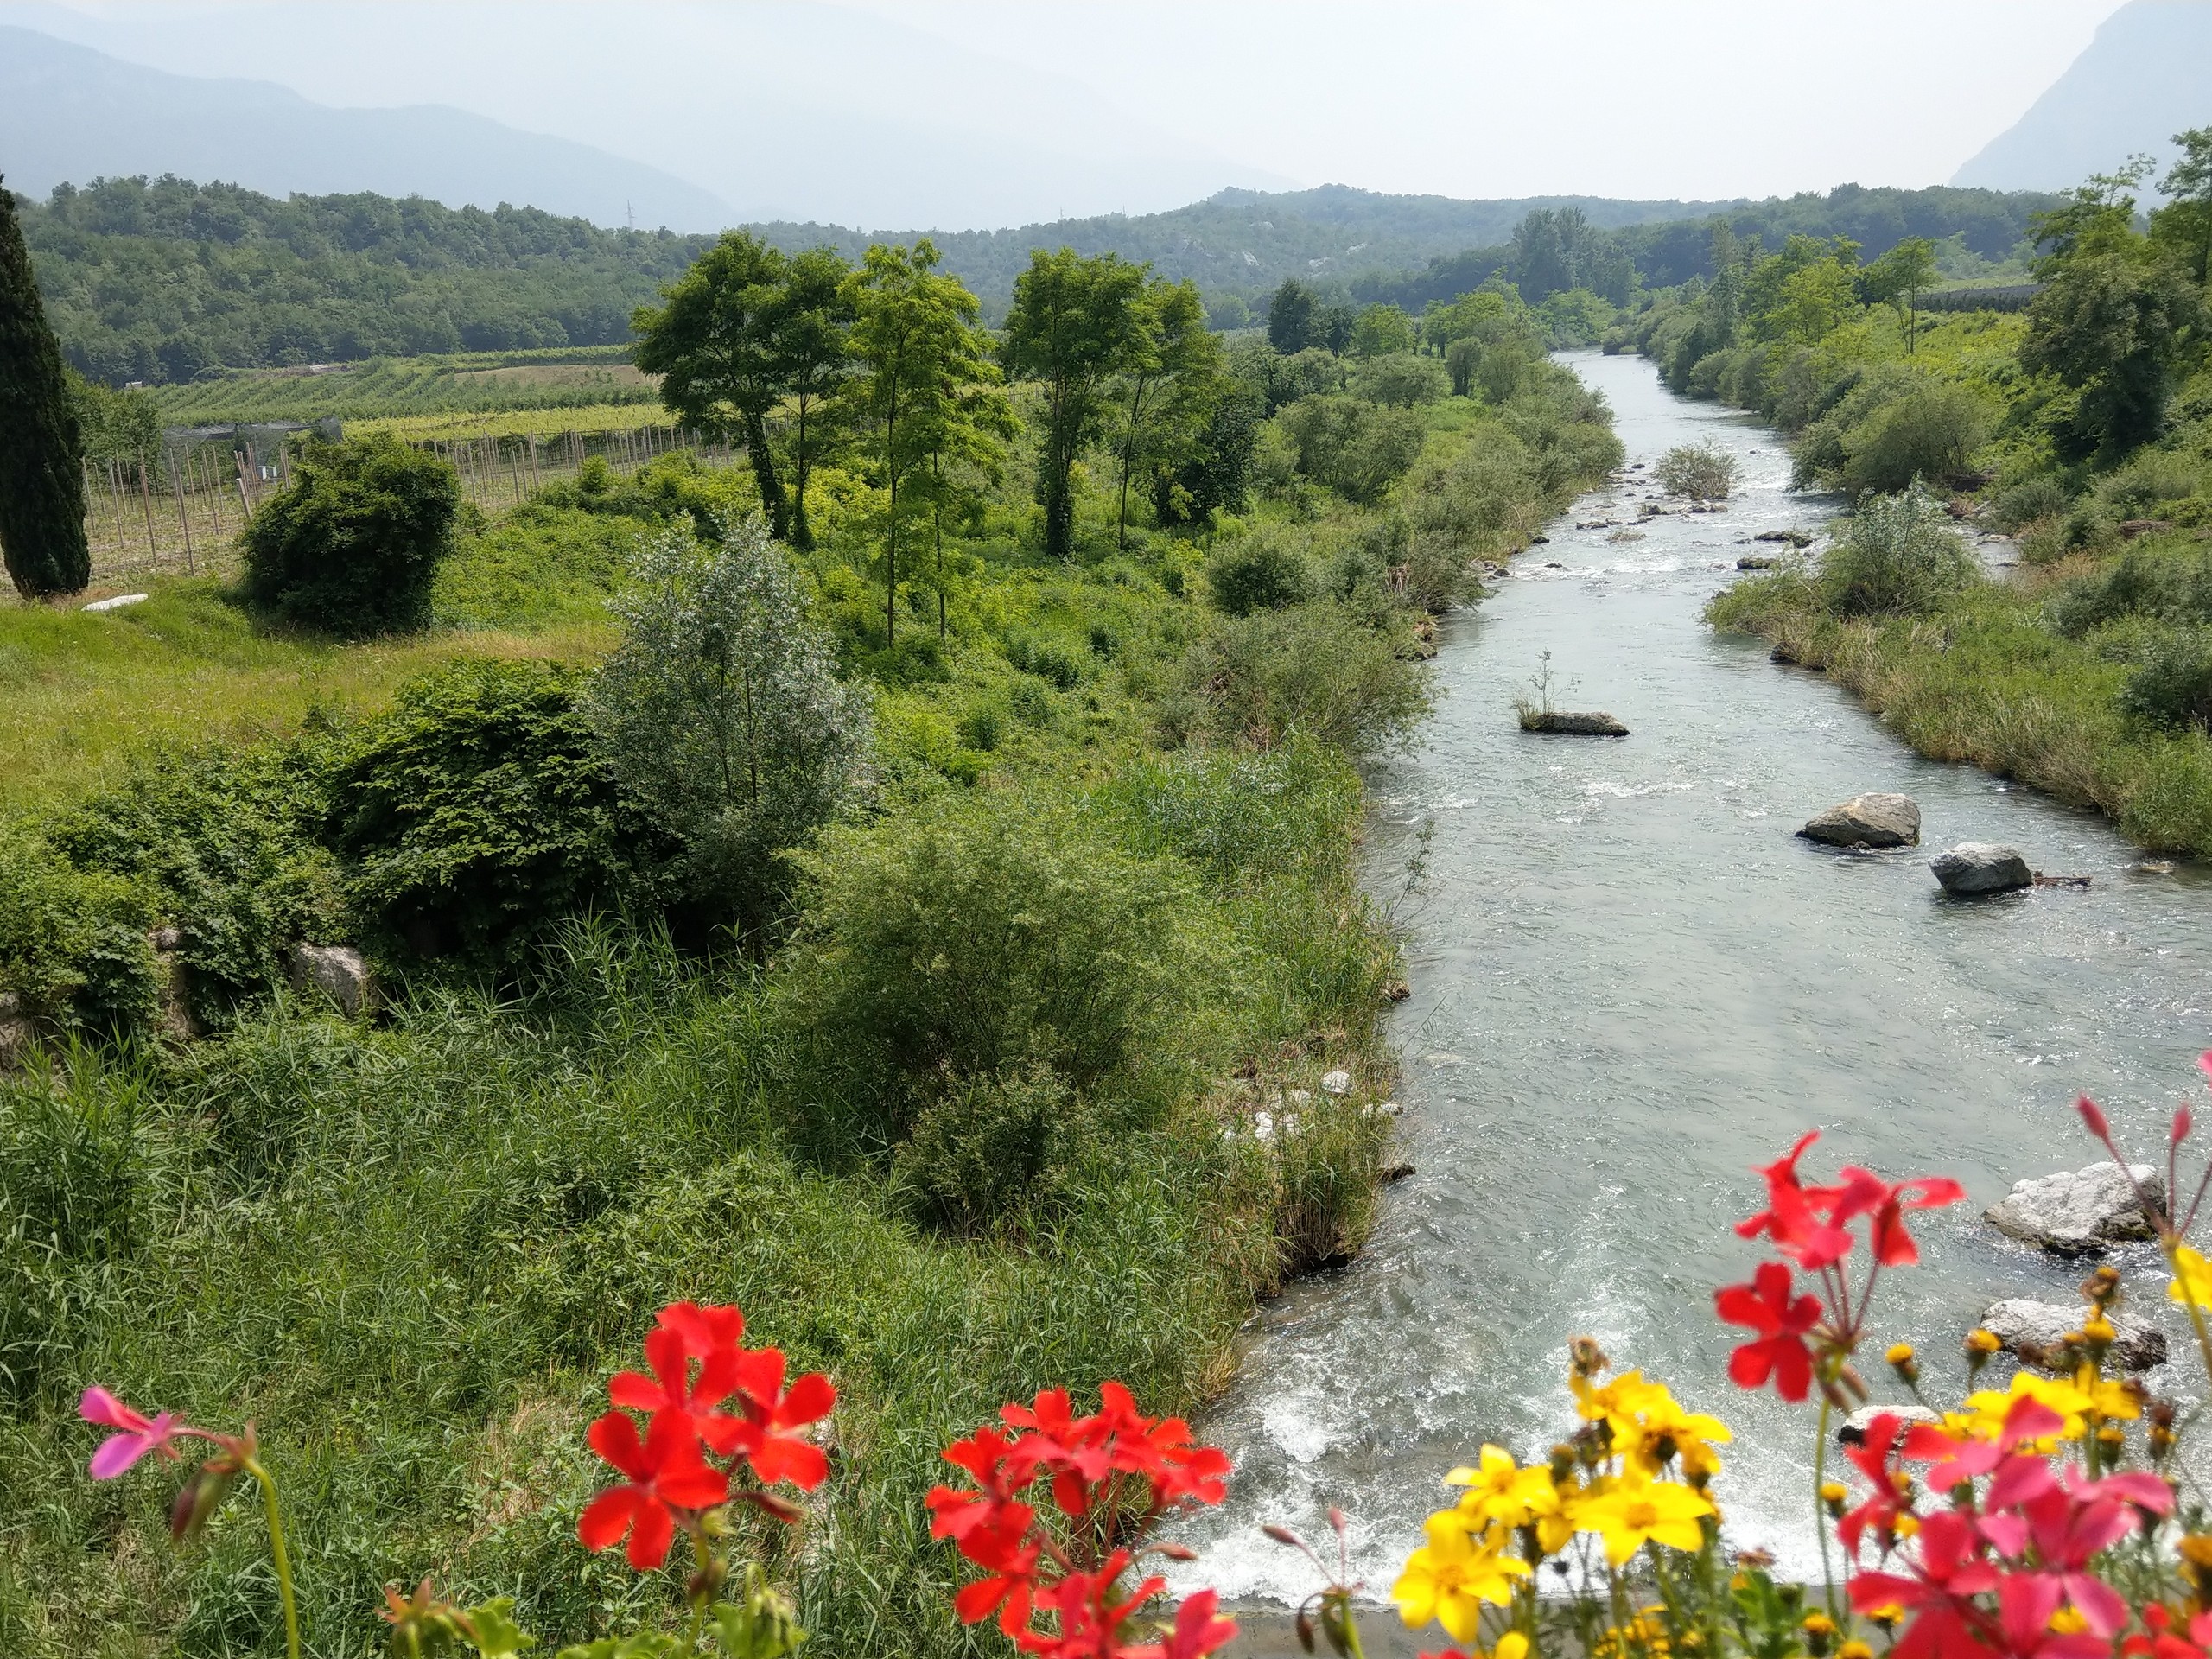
[461, 1598, 539, 1657]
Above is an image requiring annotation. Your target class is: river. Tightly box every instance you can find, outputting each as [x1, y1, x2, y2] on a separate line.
[1179, 349, 2212, 1619]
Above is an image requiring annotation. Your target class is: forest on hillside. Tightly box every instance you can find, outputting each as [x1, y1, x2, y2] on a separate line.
[20, 174, 2062, 387]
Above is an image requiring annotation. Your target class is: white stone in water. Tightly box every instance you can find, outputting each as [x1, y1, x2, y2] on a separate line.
[1930, 842, 2032, 896]
[81, 593, 148, 613]
[1980, 1298, 2166, 1372]
[1838, 1404, 1940, 1445]
[1321, 1069, 1351, 1096]
[1985, 1163, 2164, 1255]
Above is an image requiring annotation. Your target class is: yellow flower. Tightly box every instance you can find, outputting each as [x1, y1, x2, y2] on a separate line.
[1446, 1445, 1556, 1529]
[1573, 1475, 1714, 1566]
[2073, 1365, 2140, 1422]
[1960, 1372, 2093, 1445]
[1527, 1471, 1585, 1556]
[2171, 1245, 2212, 1310]
[1392, 1510, 1533, 1643]
[1493, 1637, 1530, 1659]
[1629, 1390, 1733, 1478]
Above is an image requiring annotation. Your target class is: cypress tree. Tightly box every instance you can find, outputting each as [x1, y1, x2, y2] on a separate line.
[0, 175, 91, 599]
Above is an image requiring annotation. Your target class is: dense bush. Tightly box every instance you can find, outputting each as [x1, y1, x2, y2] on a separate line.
[2120, 629, 2212, 731]
[1654, 441, 1739, 500]
[1349, 353, 1449, 409]
[779, 796, 1229, 1156]
[889, 1063, 1092, 1234]
[327, 658, 660, 972]
[1001, 632, 1084, 690]
[1818, 483, 1980, 617]
[240, 433, 461, 637]
[48, 746, 343, 1031]
[1274, 395, 1429, 504]
[1791, 371, 1987, 497]
[1172, 599, 1433, 753]
[0, 828, 157, 1039]
[1205, 528, 1313, 615]
[2045, 546, 2212, 638]
[588, 520, 871, 925]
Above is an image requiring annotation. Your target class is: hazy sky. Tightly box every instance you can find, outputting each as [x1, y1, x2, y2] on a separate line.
[2, 0, 2139, 225]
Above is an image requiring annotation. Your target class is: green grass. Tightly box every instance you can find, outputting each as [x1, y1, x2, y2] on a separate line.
[0, 361, 1618, 1657]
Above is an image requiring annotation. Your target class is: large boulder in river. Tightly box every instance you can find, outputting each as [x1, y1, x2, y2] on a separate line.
[287, 944, 377, 1020]
[1930, 842, 2031, 895]
[1520, 710, 1629, 736]
[1986, 1163, 2164, 1255]
[1980, 1298, 2166, 1372]
[1798, 793, 1920, 849]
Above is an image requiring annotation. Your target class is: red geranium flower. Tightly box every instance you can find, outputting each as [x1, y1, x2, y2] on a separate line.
[728, 1345, 836, 1491]
[1715, 1261, 1821, 1401]
[1735, 1132, 1853, 1268]
[608, 1301, 747, 1456]
[578, 1408, 730, 1570]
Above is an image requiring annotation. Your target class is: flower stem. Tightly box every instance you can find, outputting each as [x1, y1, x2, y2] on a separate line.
[242, 1456, 301, 1659]
[1812, 1397, 1839, 1624]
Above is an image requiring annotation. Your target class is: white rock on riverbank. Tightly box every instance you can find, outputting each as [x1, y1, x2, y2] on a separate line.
[1985, 1163, 2164, 1255]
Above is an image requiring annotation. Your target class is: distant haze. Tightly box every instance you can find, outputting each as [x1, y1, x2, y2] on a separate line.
[1954, 0, 2212, 196]
[0, 0, 2135, 231]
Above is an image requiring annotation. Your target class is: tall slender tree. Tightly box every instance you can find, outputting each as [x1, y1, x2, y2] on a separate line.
[0, 176, 91, 599]
[1112, 278, 1218, 550]
[847, 240, 1009, 645]
[1002, 249, 1144, 561]
[766, 246, 855, 551]
[633, 231, 793, 540]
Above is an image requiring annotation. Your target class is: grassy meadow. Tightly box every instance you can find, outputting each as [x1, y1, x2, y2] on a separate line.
[0, 318, 1619, 1658]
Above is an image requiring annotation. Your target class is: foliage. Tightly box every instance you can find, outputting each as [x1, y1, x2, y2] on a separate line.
[1818, 484, 1980, 618]
[2119, 629, 2212, 732]
[22, 175, 708, 383]
[239, 432, 462, 636]
[47, 745, 343, 1031]
[890, 1063, 1090, 1234]
[1349, 302, 1416, 358]
[778, 793, 1228, 1155]
[62, 368, 159, 465]
[1002, 249, 1147, 559]
[587, 519, 871, 925]
[0, 176, 90, 599]
[2020, 242, 2203, 462]
[1275, 395, 1428, 504]
[326, 658, 657, 973]
[1111, 277, 1223, 548]
[1172, 599, 1432, 753]
[0, 824, 157, 1038]
[1654, 441, 1739, 500]
[1205, 529, 1312, 616]
[1265, 277, 1316, 353]
[1351, 352, 1450, 409]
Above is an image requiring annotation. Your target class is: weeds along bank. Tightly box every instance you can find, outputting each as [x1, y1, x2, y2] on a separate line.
[0, 282, 1616, 1653]
[1607, 145, 2212, 853]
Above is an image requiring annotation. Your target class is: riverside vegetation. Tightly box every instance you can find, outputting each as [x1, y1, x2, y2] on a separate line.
[0, 218, 1618, 1655]
[1611, 134, 2212, 855]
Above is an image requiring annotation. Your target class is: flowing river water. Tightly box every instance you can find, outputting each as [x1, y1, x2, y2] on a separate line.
[1179, 349, 2212, 1624]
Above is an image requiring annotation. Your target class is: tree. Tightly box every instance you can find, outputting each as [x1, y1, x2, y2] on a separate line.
[1314, 302, 1357, 356]
[1002, 248, 1145, 561]
[848, 239, 1009, 641]
[1112, 277, 1221, 549]
[0, 176, 91, 599]
[634, 231, 796, 542]
[588, 518, 870, 927]
[1860, 237, 1938, 353]
[766, 246, 855, 551]
[2155, 127, 2212, 283]
[1266, 277, 1314, 353]
[1349, 303, 1415, 359]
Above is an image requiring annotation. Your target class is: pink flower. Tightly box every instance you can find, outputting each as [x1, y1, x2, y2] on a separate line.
[79, 1386, 185, 1480]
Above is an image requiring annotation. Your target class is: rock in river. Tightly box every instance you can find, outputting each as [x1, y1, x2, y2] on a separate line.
[1980, 1298, 2167, 1372]
[1930, 842, 2032, 895]
[1797, 792, 1920, 849]
[1520, 710, 1629, 736]
[1838, 1404, 1940, 1445]
[1986, 1162, 2164, 1255]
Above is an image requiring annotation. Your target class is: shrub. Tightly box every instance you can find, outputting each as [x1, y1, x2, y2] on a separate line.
[0, 827, 157, 1039]
[889, 1063, 1093, 1233]
[1818, 483, 1980, 618]
[2045, 547, 2212, 637]
[327, 658, 659, 973]
[1654, 441, 1739, 501]
[1990, 474, 2071, 531]
[779, 795, 1229, 1154]
[47, 745, 344, 1030]
[588, 519, 871, 923]
[2120, 629, 2212, 730]
[1836, 382, 1988, 497]
[1173, 599, 1433, 754]
[1205, 528, 1312, 615]
[1349, 352, 1448, 409]
[239, 433, 461, 637]
[1001, 631, 1084, 690]
[1274, 395, 1429, 505]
